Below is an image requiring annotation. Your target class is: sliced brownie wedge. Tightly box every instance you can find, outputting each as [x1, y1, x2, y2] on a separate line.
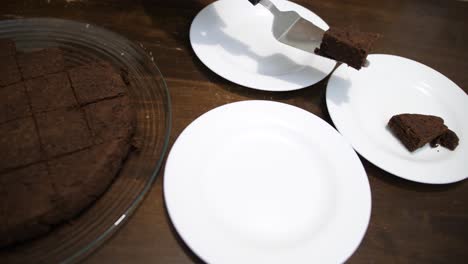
[388, 114, 448, 152]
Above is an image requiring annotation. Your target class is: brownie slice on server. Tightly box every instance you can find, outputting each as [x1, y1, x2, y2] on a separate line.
[315, 27, 380, 70]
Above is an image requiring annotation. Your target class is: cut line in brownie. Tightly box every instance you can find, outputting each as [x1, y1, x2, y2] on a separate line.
[25, 72, 77, 113]
[36, 108, 93, 158]
[68, 62, 126, 105]
[84, 95, 135, 144]
[17, 48, 66, 79]
[0, 117, 42, 171]
[0, 55, 22, 87]
[0, 39, 16, 58]
[315, 27, 380, 70]
[388, 114, 448, 152]
[0, 82, 31, 124]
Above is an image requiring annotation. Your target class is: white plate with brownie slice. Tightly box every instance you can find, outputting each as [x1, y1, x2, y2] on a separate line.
[326, 54, 468, 184]
[190, 0, 336, 91]
[165, 101, 371, 264]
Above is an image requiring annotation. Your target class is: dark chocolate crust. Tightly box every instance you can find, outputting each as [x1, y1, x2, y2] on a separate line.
[388, 114, 448, 152]
[0, 44, 135, 247]
[315, 27, 380, 70]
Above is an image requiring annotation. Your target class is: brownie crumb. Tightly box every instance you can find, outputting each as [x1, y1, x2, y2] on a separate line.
[430, 129, 459, 151]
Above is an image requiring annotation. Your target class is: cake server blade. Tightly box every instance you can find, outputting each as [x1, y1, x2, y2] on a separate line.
[248, 0, 324, 53]
[248, 0, 370, 67]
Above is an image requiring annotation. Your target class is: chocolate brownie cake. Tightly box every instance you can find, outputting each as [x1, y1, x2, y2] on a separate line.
[388, 113, 462, 152]
[315, 27, 380, 70]
[0, 42, 136, 247]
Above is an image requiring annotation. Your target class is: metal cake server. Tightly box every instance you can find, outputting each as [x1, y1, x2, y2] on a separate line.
[248, 0, 370, 67]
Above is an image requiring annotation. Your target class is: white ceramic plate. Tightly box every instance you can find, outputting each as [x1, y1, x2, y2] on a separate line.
[189, 0, 336, 91]
[327, 54, 468, 184]
[164, 101, 371, 264]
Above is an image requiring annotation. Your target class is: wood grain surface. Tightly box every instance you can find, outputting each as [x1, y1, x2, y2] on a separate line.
[1, 0, 467, 263]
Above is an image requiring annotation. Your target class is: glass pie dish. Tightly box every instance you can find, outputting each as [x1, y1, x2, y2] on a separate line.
[0, 18, 171, 263]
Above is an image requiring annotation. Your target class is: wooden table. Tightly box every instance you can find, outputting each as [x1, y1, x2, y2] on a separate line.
[2, 0, 467, 263]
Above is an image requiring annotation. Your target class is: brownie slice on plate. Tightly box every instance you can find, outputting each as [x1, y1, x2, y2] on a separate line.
[315, 27, 380, 70]
[388, 114, 448, 152]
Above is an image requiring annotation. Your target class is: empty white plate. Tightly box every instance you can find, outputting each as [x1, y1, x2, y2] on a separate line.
[189, 0, 336, 91]
[327, 54, 468, 184]
[164, 100, 371, 264]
